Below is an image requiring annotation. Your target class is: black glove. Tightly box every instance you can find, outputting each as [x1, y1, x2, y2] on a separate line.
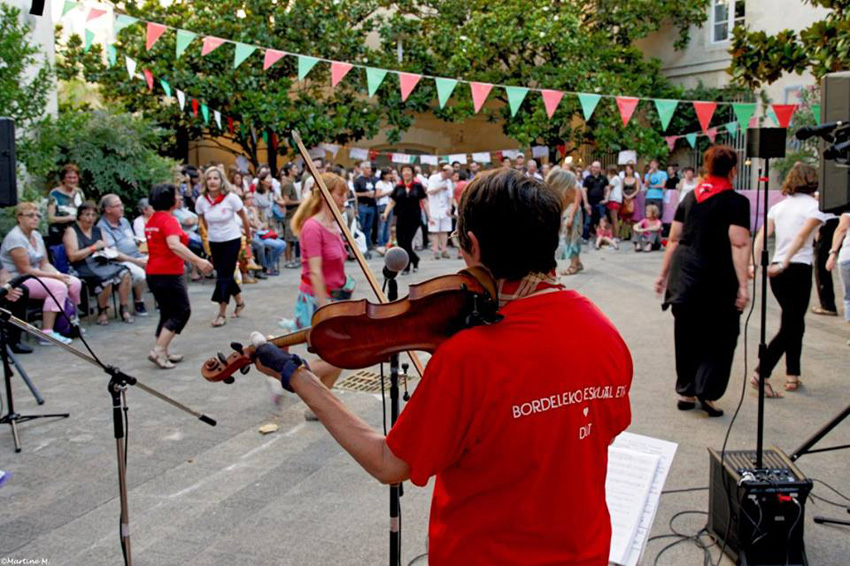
[254, 344, 308, 392]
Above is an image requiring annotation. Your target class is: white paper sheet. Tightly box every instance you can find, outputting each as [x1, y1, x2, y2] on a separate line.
[607, 447, 659, 564]
[609, 432, 678, 566]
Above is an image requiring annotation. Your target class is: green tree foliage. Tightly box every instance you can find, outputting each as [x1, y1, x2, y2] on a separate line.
[730, 0, 850, 89]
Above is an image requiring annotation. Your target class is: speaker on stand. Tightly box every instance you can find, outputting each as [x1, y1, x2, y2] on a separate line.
[0, 118, 18, 208]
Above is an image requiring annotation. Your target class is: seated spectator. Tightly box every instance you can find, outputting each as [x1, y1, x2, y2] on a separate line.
[228, 166, 246, 198]
[244, 193, 286, 276]
[595, 217, 619, 250]
[172, 195, 206, 281]
[97, 194, 149, 316]
[133, 198, 154, 238]
[0, 202, 81, 345]
[0, 267, 33, 353]
[634, 205, 663, 252]
[63, 202, 133, 325]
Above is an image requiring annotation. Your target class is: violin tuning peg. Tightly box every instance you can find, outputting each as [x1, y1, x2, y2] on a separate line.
[224, 377, 235, 385]
[239, 365, 251, 375]
[217, 352, 227, 365]
[231, 342, 245, 355]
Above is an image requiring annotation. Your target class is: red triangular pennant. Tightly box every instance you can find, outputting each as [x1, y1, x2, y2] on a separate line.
[271, 133, 279, 150]
[86, 8, 107, 22]
[665, 136, 678, 152]
[772, 104, 798, 129]
[616, 97, 640, 126]
[557, 145, 568, 158]
[368, 150, 380, 161]
[706, 127, 718, 143]
[227, 117, 235, 135]
[191, 99, 199, 117]
[693, 101, 717, 133]
[330, 62, 353, 87]
[399, 72, 422, 102]
[263, 49, 286, 71]
[146, 23, 167, 51]
[470, 82, 493, 113]
[201, 37, 225, 56]
[541, 90, 565, 119]
[143, 69, 154, 91]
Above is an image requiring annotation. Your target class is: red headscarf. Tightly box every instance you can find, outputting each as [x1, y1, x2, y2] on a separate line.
[694, 175, 734, 203]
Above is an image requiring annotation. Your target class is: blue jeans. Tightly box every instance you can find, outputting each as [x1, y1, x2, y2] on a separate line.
[253, 234, 286, 270]
[841, 260, 850, 322]
[358, 205, 377, 249]
[377, 204, 391, 247]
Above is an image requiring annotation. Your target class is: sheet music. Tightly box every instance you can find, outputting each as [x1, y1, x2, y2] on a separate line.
[610, 432, 679, 566]
[606, 447, 659, 565]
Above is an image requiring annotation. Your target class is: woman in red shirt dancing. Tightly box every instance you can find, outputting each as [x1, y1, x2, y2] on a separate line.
[145, 184, 213, 369]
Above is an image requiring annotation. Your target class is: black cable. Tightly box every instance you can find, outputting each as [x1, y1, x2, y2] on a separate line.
[648, 511, 716, 566]
[407, 552, 428, 566]
[811, 478, 850, 503]
[662, 486, 709, 495]
[380, 362, 388, 436]
[786, 497, 803, 566]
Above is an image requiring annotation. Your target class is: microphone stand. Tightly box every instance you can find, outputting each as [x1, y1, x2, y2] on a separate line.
[383, 265, 403, 566]
[0, 308, 216, 566]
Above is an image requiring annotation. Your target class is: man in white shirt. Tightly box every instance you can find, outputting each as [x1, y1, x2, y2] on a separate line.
[526, 159, 543, 180]
[427, 165, 453, 260]
[98, 194, 149, 316]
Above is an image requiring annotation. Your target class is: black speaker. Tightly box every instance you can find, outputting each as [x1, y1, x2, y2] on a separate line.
[0, 118, 17, 208]
[746, 128, 787, 159]
[708, 448, 812, 566]
[820, 71, 850, 213]
[29, 0, 45, 16]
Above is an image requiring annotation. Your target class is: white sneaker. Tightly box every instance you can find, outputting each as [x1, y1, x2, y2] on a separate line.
[39, 330, 72, 346]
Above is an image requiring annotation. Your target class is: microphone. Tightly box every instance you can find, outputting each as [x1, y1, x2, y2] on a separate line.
[383, 247, 410, 280]
[0, 274, 33, 301]
[795, 121, 847, 141]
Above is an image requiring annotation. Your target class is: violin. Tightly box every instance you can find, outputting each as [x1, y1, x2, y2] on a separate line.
[201, 267, 500, 384]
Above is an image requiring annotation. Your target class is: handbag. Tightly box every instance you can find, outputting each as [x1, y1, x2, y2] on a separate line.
[622, 198, 635, 215]
[272, 204, 285, 222]
[329, 275, 356, 300]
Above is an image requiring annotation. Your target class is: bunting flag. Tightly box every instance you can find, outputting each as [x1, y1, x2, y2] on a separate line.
[557, 145, 568, 158]
[297, 56, 320, 80]
[263, 49, 286, 71]
[201, 37, 225, 56]
[472, 152, 492, 163]
[399, 72, 422, 102]
[654, 99, 678, 130]
[665, 136, 678, 152]
[114, 15, 138, 34]
[772, 104, 798, 129]
[541, 90, 564, 119]
[693, 101, 717, 133]
[176, 30, 197, 59]
[146, 23, 167, 50]
[272, 133, 279, 150]
[531, 146, 549, 158]
[125, 56, 137, 79]
[732, 103, 756, 130]
[765, 106, 778, 127]
[616, 97, 640, 126]
[240, 124, 245, 139]
[578, 93, 602, 121]
[227, 117, 235, 135]
[107, 45, 117, 67]
[471, 82, 494, 113]
[84, 29, 95, 52]
[725, 122, 738, 137]
[233, 43, 257, 68]
[191, 99, 199, 117]
[685, 133, 698, 148]
[86, 8, 107, 22]
[262, 131, 269, 146]
[62, 1, 78, 17]
[331, 62, 354, 87]
[214, 110, 222, 129]
[706, 127, 718, 143]
[349, 148, 369, 161]
[201, 103, 210, 124]
[505, 86, 529, 117]
[176, 89, 186, 110]
[366, 68, 388, 97]
[749, 116, 759, 128]
[811, 104, 822, 122]
[143, 69, 154, 91]
[436, 78, 459, 109]
[160, 79, 171, 98]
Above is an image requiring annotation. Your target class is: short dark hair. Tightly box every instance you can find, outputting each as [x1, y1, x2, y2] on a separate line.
[457, 169, 560, 279]
[458, 170, 469, 181]
[400, 164, 414, 175]
[703, 145, 738, 178]
[76, 201, 97, 219]
[150, 183, 178, 211]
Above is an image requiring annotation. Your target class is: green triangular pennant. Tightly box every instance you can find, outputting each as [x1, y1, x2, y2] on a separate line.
[654, 99, 679, 130]
[578, 93, 602, 121]
[505, 86, 529, 117]
[732, 103, 756, 129]
[262, 131, 269, 146]
[233, 43, 256, 68]
[297, 56, 320, 80]
[240, 124, 246, 139]
[435, 78, 458, 109]
[114, 15, 137, 33]
[160, 79, 171, 98]
[201, 104, 210, 124]
[685, 133, 698, 148]
[62, 1, 78, 17]
[107, 45, 117, 67]
[84, 29, 95, 52]
[811, 104, 822, 123]
[366, 67, 388, 97]
[176, 30, 197, 59]
[725, 122, 738, 137]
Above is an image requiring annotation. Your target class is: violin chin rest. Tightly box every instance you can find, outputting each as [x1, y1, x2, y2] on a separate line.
[224, 377, 236, 385]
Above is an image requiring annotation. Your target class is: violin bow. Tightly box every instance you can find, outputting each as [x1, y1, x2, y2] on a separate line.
[291, 131, 426, 379]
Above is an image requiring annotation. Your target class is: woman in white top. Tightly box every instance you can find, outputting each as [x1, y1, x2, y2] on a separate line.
[375, 168, 395, 251]
[604, 165, 623, 240]
[752, 163, 833, 395]
[195, 166, 252, 327]
[678, 167, 699, 198]
[826, 212, 850, 324]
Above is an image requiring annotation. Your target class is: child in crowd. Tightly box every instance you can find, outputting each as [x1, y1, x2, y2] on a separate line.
[634, 205, 663, 252]
[595, 217, 619, 250]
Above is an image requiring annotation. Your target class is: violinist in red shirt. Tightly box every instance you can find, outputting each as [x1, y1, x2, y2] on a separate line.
[254, 168, 633, 565]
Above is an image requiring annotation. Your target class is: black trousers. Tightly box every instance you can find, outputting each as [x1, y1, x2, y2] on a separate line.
[760, 263, 812, 377]
[208, 238, 242, 304]
[147, 274, 191, 336]
[1, 285, 29, 345]
[396, 216, 420, 270]
[813, 217, 839, 312]
[672, 304, 741, 401]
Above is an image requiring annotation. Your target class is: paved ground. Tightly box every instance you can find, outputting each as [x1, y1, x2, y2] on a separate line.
[1, 244, 848, 566]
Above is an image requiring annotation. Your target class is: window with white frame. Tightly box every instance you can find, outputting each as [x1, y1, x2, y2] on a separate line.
[711, 0, 746, 43]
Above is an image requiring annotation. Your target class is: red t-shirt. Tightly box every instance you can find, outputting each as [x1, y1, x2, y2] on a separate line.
[145, 211, 189, 275]
[387, 290, 633, 566]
